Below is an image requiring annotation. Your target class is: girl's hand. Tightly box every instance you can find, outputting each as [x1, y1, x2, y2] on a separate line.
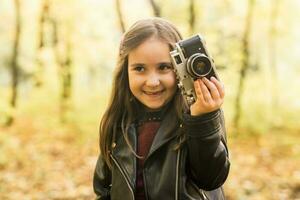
[190, 77, 225, 116]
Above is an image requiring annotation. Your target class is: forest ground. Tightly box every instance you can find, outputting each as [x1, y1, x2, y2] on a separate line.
[0, 118, 299, 200]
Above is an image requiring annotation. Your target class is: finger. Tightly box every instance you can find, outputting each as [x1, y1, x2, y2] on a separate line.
[194, 79, 205, 102]
[210, 77, 225, 99]
[203, 77, 220, 100]
[199, 78, 213, 102]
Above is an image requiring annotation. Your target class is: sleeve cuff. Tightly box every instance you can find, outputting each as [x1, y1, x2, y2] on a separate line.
[183, 109, 221, 137]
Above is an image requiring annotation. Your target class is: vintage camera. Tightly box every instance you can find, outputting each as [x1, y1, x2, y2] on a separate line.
[170, 35, 219, 105]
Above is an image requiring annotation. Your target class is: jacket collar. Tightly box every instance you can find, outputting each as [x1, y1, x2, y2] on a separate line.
[146, 107, 180, 160]
[111, 107, 180, 191]
[112, 105, 180, 160]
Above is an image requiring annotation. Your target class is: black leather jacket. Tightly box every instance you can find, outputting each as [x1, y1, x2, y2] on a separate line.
[93, 109, 230, 200]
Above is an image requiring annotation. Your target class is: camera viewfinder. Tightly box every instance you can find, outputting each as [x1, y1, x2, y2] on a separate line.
[174, 55, 182, 64]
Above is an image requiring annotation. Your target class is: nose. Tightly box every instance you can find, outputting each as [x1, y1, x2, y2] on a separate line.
[145, 73, 160, 87]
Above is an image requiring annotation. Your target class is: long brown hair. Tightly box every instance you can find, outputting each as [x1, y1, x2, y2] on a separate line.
[99, 18, 187, 168]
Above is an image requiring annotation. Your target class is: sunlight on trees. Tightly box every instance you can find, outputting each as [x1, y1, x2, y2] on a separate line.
[0, 0, 299, 199]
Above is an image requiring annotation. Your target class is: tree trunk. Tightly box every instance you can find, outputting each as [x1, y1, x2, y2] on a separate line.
[234, 0, 255, 130]
[6, 0, 21, 126]
[188, 0, 196, 35]
[149, 0, 161, 17]
[115, 0, 126, 32]
[50, 19, 73, 122]
[34, 0, 50, 87]
[61, 33, 72, 101]
[269, 0, 279, 125]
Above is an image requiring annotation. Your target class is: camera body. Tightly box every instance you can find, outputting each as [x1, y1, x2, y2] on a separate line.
[170, 34, 219, 105]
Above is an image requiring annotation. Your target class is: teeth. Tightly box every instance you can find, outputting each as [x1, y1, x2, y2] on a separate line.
[145, 91, 162, 95]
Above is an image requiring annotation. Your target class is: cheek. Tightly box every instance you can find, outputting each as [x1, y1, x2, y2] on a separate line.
[128, 73, 142, 92]
[165, 73, 177, 89]
[128, 73, 136, 92]
[128, 72, 133, 87]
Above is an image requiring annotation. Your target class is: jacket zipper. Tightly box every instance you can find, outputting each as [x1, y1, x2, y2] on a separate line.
[189, 176, 209, 200]
[110, 154, 135, 200]
[201, 189, 208, 200]
[176, 149, 208, 200]
[175, 149, 181, 200]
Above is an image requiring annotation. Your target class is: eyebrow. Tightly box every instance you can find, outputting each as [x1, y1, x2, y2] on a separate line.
[130, 62, 172, 67]
[158, 62, 172, 66]
[129, 63, 145, 68]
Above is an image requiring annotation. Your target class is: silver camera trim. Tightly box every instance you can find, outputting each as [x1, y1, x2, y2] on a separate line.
[187, 53, 212, 78]
[170, 44, 197, 105]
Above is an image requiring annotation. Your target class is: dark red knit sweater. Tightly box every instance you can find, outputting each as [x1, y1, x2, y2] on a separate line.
[135, 121, 161, 200]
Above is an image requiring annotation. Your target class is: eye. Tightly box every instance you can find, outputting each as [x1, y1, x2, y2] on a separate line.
[158, 63, 172, 71]
[133, 65, 145, 72]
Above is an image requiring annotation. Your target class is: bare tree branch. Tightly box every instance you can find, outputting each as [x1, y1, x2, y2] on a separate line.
[189, 0, 196, 34]
[149, 0, 161, 17]
[115, 0, 126, 32]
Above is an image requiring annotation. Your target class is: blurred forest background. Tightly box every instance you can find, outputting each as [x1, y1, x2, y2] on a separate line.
[0, 0, 299, 199]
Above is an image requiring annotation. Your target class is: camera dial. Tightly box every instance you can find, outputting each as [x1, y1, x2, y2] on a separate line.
[187, 53, 212, 78]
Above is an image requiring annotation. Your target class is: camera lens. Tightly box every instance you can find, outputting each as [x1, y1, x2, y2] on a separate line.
[187, 54, 212, 78]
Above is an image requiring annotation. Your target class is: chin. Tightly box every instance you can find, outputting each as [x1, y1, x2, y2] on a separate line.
[145, 104, 164, 111]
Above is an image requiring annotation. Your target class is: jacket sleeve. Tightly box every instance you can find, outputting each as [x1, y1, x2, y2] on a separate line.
[93, 154, 112, 200]
[183, 109, 230, 191]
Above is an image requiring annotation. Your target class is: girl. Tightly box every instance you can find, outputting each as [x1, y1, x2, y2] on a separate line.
[93, 18, 230, 200]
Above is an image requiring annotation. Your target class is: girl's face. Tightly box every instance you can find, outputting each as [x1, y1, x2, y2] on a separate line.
[128, 36, 177, 111]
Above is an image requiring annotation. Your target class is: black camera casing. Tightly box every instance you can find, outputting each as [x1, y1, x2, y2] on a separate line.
[170, 35, 219, 105]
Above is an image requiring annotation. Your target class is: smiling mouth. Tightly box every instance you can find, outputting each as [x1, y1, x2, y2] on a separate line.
[143, 90, 164, 95]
